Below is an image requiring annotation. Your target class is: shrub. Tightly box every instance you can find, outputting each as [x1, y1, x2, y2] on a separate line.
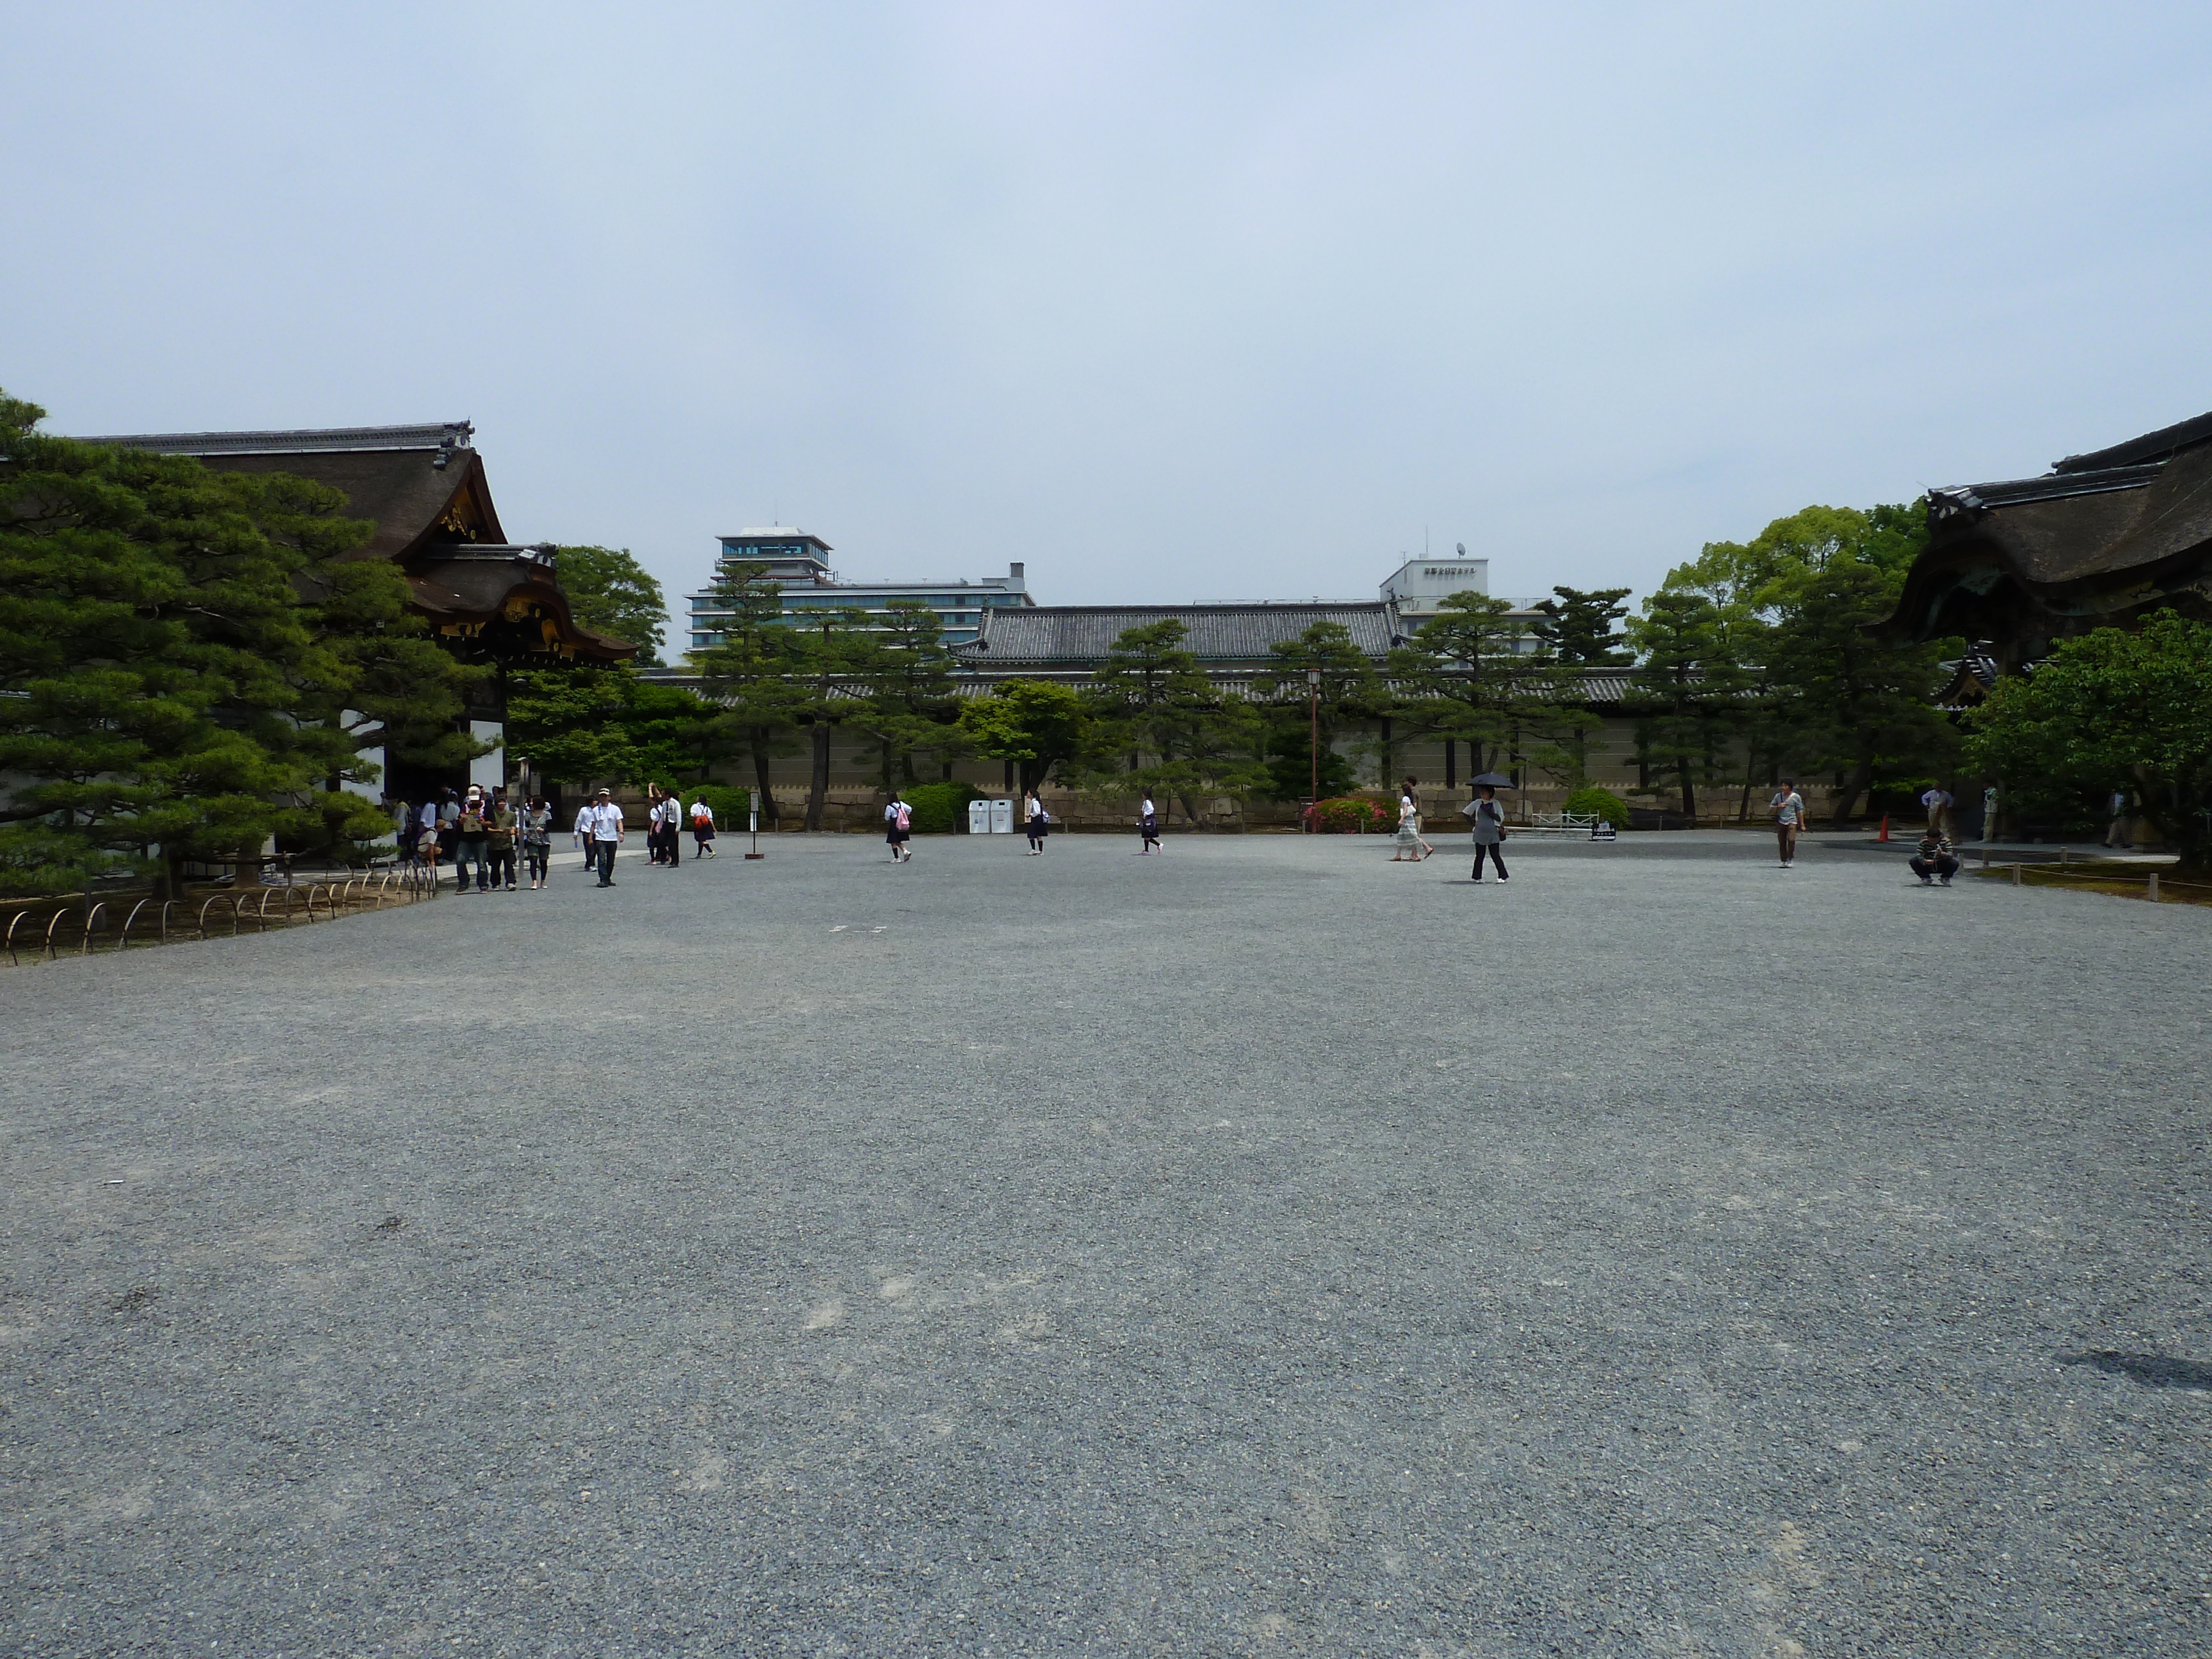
[902, 780, 983, 834]
[1562, 785, 1630, 828]
[685, 784, 757, 830]
[1312, 795, 1391, 833]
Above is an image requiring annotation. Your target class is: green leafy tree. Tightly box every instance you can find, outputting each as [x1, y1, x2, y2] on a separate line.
[1653, 502, 1953, 823]
[1088, 620, 1265, 818]
[1966, 610, 2212, 863]
[695, 560, 805, 823]
[852, 601, 964, 792]
[1253, 621, 1380, 799]
[791, 605, 874, 830]
[1532, 586, 1632, 665]
[0, 394, 442, 895]
[506, 665, 715, 796]
[1628, 589, 1744, 817]
[956, 679, 1094, 795]
[1390, 593, 1536, 782]
[1768, 553, 1955, 824]
[556, 544, 668, 664]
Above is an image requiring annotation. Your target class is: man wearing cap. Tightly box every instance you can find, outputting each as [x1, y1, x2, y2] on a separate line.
[586, 788, 627, 886]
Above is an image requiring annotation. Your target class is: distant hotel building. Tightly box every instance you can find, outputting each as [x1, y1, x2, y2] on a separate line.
[684, 528, 1036, 653]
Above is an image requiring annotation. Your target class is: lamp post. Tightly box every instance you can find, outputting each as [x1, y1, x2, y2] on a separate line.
[1307, 669, 1322, 831]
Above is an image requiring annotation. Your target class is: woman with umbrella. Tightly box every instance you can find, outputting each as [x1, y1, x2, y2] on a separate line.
[1463, 773, 1512, 883]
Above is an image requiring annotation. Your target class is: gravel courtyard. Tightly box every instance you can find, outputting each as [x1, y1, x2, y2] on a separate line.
[4, 828, 2209, 1656]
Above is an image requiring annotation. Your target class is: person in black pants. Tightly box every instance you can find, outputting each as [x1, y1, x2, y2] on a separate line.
[1467, 785, 1509, 883]
[1910, 831, 1959, 885]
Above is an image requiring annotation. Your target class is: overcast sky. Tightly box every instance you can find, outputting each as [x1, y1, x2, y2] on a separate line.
[7, 3, 2210, 633]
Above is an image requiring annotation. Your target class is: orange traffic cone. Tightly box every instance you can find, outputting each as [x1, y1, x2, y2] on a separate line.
[1877, 815, 1890, 841]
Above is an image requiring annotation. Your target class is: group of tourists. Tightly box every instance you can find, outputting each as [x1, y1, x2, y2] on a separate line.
[643, 784, 714, 864]
[392, 775, 1986, 890]
[394, 785, 556, 891]
[565, 786, 719, 885]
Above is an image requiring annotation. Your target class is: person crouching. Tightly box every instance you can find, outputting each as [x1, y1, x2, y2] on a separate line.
[1911, 830, 1959, 886]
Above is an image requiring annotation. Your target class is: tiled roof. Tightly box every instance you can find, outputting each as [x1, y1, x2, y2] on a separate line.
[959, 603, 1397, 663]
[76, 421, 472, 457]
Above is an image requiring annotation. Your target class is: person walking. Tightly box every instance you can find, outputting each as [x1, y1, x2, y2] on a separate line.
[572, 797, 593, 870]
[1467, 784, 1509, 883]
[2104, 787, 2132, 849]
[1771, 779, 1806, 869]
[1024, 790, 1050, 853]
[455, 784, 492, 893]
[884, 789, 913, 862]
[587, 787, 625, 885]
[691, 795, 717, 857]
[1138, 794, 1161, 854]
[1393, 778, 1434, 861]
[486, 787, 519, 891]
[521, 796, 554, 889]
[655, 786, 682, 867]
[411, 799, 440, 885]
[436, 790, 461, 885]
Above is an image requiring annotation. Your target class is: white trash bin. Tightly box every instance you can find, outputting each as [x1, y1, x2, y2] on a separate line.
[989, 799, 1015, 834]
[968, 798, 990, 836]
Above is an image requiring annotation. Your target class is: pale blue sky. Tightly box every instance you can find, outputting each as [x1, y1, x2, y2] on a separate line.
[7, 3, 2209, 632]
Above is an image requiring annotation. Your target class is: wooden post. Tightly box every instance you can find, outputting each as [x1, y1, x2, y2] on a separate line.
[2012, 863, 2023, 886]
[2148, 872, 2159, 902]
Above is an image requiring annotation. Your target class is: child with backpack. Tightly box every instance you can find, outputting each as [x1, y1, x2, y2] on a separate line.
[884, 790, 913, 862]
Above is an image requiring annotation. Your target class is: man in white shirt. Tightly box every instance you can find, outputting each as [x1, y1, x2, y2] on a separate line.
[1771, 780, 1805, 869]
[587, 788, 626, 886]
[1921, 785, 1953, 836]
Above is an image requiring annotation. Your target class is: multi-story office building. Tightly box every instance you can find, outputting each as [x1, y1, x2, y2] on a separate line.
[683, 528, 1035, 654]
[1379, 550, 1546, 651]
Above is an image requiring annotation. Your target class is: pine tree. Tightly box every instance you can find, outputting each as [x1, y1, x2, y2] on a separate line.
[695, 560, 805, 823]
[1088, 619, 1261, 819]
[852, 601, 963, 793]
[1391, 593, 1536, 780]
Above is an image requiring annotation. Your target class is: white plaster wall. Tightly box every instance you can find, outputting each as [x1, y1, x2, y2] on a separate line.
[469, 721, 505, 793]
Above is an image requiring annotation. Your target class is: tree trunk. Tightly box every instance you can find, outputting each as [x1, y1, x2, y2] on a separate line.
[1175, 790, 1201, 826]
[1831, 757, 1875, 827]
[1679, 765, 1695, 820]
[806, 723, 830, 830]
[752, 745, 779, 828]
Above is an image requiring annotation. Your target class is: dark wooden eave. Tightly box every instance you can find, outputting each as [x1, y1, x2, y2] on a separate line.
[1882, 409, 2212, 650]
[76, 421, 633, 663]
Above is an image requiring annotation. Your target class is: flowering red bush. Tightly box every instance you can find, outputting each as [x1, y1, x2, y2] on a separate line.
[1308, 795, 1390, 833]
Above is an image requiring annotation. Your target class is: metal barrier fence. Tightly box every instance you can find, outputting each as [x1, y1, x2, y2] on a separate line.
[2, 866, 438, 967]
[1987, 853, 2207, 904]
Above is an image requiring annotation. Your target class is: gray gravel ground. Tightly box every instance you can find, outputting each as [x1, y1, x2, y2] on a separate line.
[4, 828, 2209, 1657]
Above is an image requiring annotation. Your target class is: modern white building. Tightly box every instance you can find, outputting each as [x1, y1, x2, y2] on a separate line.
[684, 528, 1035, 653]
[1378, 550, 1546, 651]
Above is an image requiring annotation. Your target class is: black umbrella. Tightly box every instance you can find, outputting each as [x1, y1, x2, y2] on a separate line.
[1468, 772, 1515, 787]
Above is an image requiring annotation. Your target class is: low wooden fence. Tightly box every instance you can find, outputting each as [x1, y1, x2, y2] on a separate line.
[2, 867, 437, 967]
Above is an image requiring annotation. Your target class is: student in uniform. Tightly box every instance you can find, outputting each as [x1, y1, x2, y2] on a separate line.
[1138, 795, 1161, 854]
[1024, 791, 1049, 854]
[692, 796, 717, 857]
[885, 790, 912, 862]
